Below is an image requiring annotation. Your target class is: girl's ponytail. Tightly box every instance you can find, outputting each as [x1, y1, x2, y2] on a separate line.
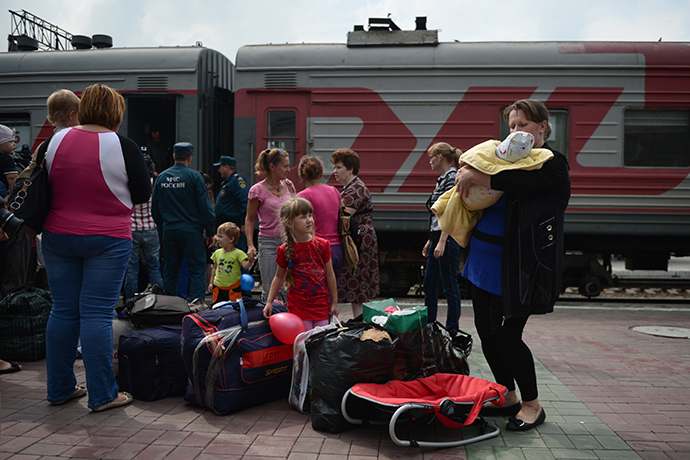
[284, 227, 296, 289]
[278, 197, 313, 290]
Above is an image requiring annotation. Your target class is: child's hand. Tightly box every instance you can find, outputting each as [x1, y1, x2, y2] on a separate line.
[263, 303, 273, 319]
[330, 303, 339, 318]
[208, 283, 213, 293]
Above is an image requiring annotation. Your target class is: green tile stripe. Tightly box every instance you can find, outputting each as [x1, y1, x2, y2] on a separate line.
[464, 327, 642, 460]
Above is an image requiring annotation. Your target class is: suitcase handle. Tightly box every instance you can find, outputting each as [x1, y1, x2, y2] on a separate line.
[238, 298, 248, 332]
[237, 299, 282, 332]
[216, 299, 283, 333]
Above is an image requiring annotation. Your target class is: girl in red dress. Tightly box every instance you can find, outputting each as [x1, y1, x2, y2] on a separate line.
[263, 198, 339, 330]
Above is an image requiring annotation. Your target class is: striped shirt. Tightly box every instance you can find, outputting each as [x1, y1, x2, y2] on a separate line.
[427, 167, 457, 232]
[131, 178, 157, 231]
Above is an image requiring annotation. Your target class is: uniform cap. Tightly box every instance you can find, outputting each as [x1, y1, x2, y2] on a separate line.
[173, 142, 193, 157]
[214, 155, 236, 167]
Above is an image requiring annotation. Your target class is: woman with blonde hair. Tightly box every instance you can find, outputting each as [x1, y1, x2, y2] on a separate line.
[422, 142, 462, 333]
[41, 84, 150, 411]
[245, 147, 295, 302]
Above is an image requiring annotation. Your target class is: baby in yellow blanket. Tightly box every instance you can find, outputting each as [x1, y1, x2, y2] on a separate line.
[463, 131, 536, 210]
[431, 132, 553, 247]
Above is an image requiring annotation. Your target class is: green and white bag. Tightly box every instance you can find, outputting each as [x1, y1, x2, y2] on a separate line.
[363, 298, 427, 333]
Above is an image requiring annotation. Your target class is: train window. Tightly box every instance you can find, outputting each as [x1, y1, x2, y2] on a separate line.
[624, 110, 690, 168]
[267, 111, 296, 163]
[499, 109, 568, 156]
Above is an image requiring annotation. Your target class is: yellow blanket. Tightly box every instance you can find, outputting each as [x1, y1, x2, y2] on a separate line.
[431, 141, 553, 247]
[460, 140, 553, 174]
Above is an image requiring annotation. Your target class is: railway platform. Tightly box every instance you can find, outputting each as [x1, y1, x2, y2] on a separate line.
[1, 299, 689, 460]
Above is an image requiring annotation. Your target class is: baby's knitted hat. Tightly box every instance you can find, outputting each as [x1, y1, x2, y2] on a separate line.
[0, 124, 15, 145]
[496, 131, 534, 162]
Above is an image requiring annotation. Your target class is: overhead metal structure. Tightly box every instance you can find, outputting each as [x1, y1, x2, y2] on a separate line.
[7, 9, 73, 51]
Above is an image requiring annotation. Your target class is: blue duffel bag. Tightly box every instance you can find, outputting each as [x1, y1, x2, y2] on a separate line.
[118, 324, 187, 401]
[181, 298, 292, 415]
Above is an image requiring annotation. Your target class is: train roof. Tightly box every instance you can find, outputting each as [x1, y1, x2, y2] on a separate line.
[0, 46, 231, 76]
[235, 41, 690, 71]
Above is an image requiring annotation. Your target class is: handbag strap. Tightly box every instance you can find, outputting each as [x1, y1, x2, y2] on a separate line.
[32, 134, 52, 169]
[285, 179, 296, 198]
[9, 135, 53, 214]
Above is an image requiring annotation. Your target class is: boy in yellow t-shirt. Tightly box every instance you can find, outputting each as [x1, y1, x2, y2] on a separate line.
[208, 222, 255, 304]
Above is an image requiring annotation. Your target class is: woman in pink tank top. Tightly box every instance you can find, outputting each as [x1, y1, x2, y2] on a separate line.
[41, 84, 150, 412]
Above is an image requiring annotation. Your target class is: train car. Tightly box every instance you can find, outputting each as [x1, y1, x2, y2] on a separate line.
[233, 22, 690, 295]
[2, 21, 689, 297]
[0, 46, 233, 173]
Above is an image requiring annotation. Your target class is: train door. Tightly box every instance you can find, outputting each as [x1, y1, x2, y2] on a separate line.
[125, 96, 177, 152]
[254, 92, 310, 188]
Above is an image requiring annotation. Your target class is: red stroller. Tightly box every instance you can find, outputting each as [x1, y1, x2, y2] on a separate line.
[341, 373, 507, 448]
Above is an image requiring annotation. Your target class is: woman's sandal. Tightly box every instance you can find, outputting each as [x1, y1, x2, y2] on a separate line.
[50, 385, 87, 405]
[0, 361, 22, 374]
[91, 391, 133, 412]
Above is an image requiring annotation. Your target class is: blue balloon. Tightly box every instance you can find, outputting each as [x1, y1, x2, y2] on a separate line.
[240, 274, 255, 291]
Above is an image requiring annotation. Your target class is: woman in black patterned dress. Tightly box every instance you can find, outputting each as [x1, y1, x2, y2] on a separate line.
[330, 148, 379, 318]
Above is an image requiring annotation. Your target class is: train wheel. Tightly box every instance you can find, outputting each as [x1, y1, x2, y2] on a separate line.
[578, 276, 603, 297]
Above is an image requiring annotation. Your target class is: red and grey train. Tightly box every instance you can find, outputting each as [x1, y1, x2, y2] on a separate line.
[1, 21, 688, 296]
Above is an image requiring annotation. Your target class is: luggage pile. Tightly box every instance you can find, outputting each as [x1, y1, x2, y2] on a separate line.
[289, 298, 473, 434]
[115, 290, 291, 410]
[93, 289, 476, 431]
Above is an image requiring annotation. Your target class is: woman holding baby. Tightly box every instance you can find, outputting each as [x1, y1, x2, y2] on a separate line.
[455, 99, 571, 431]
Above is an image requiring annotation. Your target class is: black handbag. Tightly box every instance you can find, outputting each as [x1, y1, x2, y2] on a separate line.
[8, 136, 53, 235]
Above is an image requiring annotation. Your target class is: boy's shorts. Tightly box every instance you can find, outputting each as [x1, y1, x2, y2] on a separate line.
[212, 280, 242, 304]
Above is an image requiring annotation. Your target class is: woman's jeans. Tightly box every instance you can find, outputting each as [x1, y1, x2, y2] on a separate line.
[258, 235, 286, 303]
[41, 230, 131, 409]
[423, 238, 461, 332]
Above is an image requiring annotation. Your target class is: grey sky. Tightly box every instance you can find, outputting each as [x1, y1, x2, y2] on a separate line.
[3, 0, 690, 60]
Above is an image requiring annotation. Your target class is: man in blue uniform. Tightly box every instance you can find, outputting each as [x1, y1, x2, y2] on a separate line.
[152, 142, 215, 300]
[213, 156, 249, 251]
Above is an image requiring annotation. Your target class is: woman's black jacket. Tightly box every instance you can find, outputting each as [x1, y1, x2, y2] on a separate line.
[490, 143, 571, 319]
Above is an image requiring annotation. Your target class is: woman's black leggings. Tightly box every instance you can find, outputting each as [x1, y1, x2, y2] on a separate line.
[471, 283, 538, 402]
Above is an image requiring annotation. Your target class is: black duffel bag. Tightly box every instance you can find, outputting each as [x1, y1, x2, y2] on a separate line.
[128, 294, 208, 327]
[307, 322, 398, 433]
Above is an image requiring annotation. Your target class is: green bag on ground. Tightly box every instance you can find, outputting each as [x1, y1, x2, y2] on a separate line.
[0, 286, 52, 361]
[363, 298, 428, 333]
